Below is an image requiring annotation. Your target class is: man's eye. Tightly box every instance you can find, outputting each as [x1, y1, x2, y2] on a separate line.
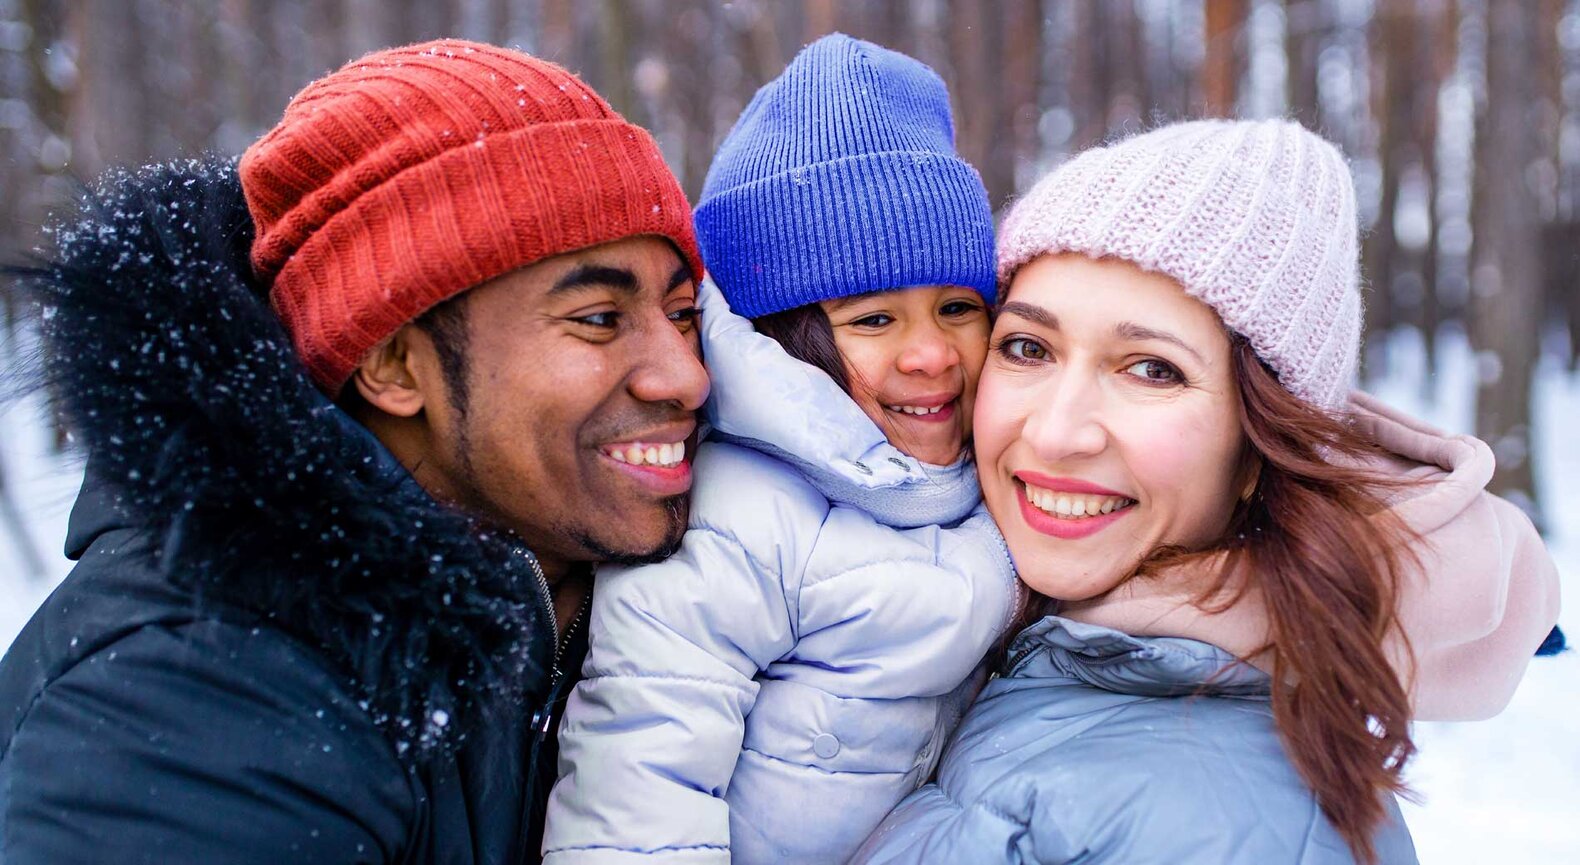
[852, 313, 894, 328]
[940, 300, 981, 317]
[574, 312, 619, 328]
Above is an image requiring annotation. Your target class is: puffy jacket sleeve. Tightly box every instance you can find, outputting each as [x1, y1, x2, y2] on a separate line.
[0, 622, 412, 865]
[726, 508, 1018, 864]
[543, 444, 818, 864]
[850, 784, 1038, 865]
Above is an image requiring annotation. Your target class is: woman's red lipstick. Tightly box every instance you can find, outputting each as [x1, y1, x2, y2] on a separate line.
[1013, 472, 1134, 540]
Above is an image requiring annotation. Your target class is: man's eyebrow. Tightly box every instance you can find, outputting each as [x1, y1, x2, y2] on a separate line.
[998, 301, 1058, 330]
[1114, 321, 1206, 364]
[550, 265, 637, 296]
[666, 265, 692, 294]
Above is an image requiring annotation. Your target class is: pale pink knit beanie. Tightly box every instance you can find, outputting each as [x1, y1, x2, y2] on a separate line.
[996, 119, 1361, 409]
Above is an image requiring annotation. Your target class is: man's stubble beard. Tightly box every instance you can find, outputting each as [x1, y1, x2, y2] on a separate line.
[565, 493, 689, 567]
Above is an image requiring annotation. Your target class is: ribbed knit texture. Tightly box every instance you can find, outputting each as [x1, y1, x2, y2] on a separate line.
[240, 39, 702, 393]
[695, 33, 996, 319]
[997, 119, 1361, 409]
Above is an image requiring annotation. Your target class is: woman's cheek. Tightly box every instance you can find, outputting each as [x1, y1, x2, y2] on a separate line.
[1123, 403, 1244, 545]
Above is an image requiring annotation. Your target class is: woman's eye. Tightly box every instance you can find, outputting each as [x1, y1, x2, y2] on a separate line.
[997, 336, 1048, 362]
[852, 313, 894, 328]
[940, 300, 981, 317]
[1124, 359, 1182, 384]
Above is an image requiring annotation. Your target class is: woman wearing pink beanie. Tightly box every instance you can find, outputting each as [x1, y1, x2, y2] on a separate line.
[854, 119, 1559, 864]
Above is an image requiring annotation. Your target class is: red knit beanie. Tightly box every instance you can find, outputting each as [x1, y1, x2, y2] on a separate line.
[240, 39, 703, 393]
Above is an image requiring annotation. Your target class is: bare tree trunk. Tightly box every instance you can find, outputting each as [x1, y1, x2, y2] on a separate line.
[949, 0, 1011, 207]
[1284, 0, 1325, 130]
[598, 0, 637, 120]
[539, 0, 575, 65]
[1362, 1, 1415, 378]
[667, 0, 719, 202]
[804, 0, 837, 40]
[1418, 0, 1457, 379]
[1471, 0, 1545, 523]
[1003, 0, 1044, 196]
[1202, 0, 1247, 116]
[1068, 0, 1111, 148]
[1107, 0, 1145, 130]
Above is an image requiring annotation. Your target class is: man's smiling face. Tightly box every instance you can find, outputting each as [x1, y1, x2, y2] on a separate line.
[399, 236, 709, 574]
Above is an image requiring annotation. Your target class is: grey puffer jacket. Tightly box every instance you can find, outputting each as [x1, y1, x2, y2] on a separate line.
[853, 616, 1419, 865]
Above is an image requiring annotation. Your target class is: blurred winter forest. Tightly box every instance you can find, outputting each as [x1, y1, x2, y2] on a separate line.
[0, 0, 1577, 544]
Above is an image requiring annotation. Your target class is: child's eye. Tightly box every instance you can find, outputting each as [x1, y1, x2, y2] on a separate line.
[996, 336, 1048, 363]
[940, 299, 982, 317]
[852, 313, 894, 328]
[1123, 359, 1183, 384]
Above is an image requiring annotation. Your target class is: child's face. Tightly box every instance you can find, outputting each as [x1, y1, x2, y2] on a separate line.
[818, 286, 991, 465]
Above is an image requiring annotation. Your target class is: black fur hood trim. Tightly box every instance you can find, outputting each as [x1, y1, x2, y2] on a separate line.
[10, 158, 553, 762]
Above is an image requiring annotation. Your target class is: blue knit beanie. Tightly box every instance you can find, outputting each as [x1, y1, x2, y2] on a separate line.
[695, 33, 996, 319]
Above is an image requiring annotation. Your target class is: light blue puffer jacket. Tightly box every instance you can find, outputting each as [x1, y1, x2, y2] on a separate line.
[853, 616, 1419, 865]
[542, 280, 1021, 864]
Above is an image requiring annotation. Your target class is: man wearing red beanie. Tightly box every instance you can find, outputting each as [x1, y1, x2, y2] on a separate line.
[0, 40, 707, 864]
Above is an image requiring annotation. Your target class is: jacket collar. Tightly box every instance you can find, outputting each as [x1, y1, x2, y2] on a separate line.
[1006, 615, 1271, 699]
[20, 157, 554, 763]
[697, 277, 980, 527]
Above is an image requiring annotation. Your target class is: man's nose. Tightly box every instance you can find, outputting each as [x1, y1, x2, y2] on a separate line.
[629, 319, 710, 411]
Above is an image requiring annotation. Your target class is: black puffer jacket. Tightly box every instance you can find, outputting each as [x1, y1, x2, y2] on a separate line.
[0, 159, 575, 863]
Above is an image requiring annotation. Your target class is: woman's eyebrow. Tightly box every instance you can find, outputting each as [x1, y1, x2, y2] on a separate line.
[1114, 321, 1206, 364]
[998, 301, 1058, 330]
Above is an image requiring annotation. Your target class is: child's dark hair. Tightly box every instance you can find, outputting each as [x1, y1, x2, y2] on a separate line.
[751, 304, 851, 394]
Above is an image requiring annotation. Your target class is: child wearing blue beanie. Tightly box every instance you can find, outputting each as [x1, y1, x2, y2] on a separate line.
[544, 35, 1017, 864]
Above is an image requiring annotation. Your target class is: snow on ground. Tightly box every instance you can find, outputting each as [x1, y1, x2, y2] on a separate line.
[0, 330, 81, 646]
[0, 323, 1575, 862]
[1368, 326, 1580, 864]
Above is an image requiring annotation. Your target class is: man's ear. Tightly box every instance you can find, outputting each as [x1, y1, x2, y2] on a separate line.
[349, 325, 433, 418]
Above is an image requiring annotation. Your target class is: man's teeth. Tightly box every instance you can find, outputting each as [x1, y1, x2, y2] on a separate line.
[887, 403, 948, 416]
[608, 441, 686, 468]
[1023, 483, 1134, 520]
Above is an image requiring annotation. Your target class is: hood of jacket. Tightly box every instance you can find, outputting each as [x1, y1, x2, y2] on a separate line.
[697, 277, 979, 528]
[10, 158, 554, 763]
[1005, 615, 1271, 699]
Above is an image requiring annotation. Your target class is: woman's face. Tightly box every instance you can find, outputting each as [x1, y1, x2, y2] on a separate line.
[819, 285, 991, 466]
[973, 254, 1252, 601]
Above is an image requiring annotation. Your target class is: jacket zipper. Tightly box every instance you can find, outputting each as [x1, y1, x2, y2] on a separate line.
[517, 551, 590, 863]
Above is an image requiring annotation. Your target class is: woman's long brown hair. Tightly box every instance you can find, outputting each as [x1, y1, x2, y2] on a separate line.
[1019, 335, 1421, 863]
[1202, 337, 1419, 864]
